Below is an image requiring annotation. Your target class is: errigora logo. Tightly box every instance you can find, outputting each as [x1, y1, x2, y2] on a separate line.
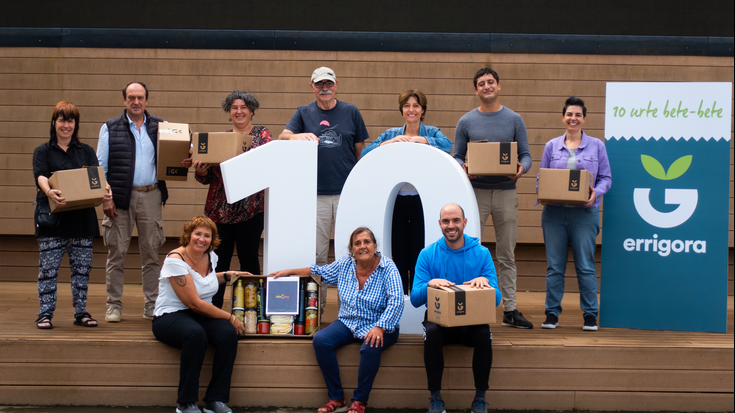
[633, 155, 697, 229]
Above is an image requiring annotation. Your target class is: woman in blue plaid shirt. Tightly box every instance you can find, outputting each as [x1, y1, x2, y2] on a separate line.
[271, 227, 404, 413]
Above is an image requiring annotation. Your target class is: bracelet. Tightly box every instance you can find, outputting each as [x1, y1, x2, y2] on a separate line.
[223, 271, 231, 282]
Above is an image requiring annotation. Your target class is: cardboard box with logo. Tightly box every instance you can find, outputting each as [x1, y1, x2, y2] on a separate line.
[192, 132, 254, 165]
[428, 285, 496, 327]
[47, 166, 107, 213]
[227, 273, 321, 339]
[157, 122, 192, 182]
[467, 141, 518, 176]
[537, 168, 592, 205]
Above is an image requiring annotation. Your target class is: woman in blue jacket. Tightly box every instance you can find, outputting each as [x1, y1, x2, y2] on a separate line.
[361, 90, 452, 294]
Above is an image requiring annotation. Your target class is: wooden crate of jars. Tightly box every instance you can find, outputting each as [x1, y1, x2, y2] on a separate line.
[225, 274, 321, 339]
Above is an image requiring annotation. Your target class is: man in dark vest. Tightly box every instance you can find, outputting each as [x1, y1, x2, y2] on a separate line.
[96, 81, 191, 322]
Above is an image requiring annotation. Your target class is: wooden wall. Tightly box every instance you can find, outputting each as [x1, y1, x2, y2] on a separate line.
[0, 47, 733, 292]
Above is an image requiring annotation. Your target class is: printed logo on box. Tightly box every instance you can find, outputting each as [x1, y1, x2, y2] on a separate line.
[568, 170, 581, 192]
[166, 167, 188, 177]
[87, 167, 101, 190]
[499, 142, 511, 165]
[198, 133, 209, 154]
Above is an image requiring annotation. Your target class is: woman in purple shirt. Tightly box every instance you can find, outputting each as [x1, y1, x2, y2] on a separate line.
[537, 97, 611, 332]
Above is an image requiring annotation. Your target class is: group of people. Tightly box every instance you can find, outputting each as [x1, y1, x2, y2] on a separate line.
[31, 65, 611, 413]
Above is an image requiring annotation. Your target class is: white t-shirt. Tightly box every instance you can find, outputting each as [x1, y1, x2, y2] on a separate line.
[153, 251, 220, 317]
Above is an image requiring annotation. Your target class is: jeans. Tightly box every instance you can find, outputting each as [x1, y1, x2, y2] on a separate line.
[152, 309, 238, 404]
[312, 320, 399, 404]
[391, 194, 424, 294]
[423, 318, 493, 392]
[541, 205, 600, 319]
[211, 213, 264, 309]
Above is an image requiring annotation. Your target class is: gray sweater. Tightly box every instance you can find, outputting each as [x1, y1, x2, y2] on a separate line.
[452, 106, 532, 190]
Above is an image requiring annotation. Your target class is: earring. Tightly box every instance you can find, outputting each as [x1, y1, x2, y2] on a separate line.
[228, 118, 232, 122]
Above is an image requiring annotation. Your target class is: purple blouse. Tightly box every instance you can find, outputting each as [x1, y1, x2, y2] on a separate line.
[536, 131, 612, 208]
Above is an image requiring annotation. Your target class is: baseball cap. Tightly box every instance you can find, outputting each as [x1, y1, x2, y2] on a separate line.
[311, 67, 337, 83]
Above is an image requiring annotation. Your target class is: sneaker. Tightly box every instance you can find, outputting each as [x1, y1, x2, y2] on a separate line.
[176, 402, 202, 413]
[541, 314, 559, 329]
[427, 395, 446, 413]
[471, 397, 489, 413]
[502, 309, 533, 329]
[143, 306, 154, 320]
[105, 307, 121, 323]
[583, 315, 598, 331]
[203, 401, 232, 413]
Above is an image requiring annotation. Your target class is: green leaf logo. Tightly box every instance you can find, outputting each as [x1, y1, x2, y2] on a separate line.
[641, 155, 692, 180]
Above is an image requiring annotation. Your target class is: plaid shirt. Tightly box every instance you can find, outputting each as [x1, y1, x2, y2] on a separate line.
[312, 255, 404, 339]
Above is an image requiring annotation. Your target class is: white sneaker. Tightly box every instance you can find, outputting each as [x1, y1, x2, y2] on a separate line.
[143, 306, 154, 320]
[105, 307, 121, 322]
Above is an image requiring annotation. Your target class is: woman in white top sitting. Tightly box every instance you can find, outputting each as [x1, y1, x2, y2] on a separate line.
[152, 215, 249, 413]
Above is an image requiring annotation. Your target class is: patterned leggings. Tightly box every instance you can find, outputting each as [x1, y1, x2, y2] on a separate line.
[37, 237, 93, 319]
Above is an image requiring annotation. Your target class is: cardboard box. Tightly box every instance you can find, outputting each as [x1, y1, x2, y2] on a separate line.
[467, 141, 518, 176]
[47, 166, 107, 213]
[157, 122, 192, 181]
[537, 168, 592, 205]
[192, 132, 254, 165]
[428, 285, 496, 327]
[227, 274, 321, 339]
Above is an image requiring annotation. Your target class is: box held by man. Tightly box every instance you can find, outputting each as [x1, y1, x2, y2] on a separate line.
[537, 168, 592, 205]
[157, 122, 192, 181]
[467, 141, 518, 175]
[47, 166, 107, 213]
[428, 285, 496, 327]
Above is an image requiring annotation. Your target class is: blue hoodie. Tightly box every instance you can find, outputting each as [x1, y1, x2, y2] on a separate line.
[410, 234, 501, 308]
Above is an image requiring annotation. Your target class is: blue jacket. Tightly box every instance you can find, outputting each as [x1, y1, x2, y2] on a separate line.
[410, 234, 501, 308]
[361, 123, 452, 157]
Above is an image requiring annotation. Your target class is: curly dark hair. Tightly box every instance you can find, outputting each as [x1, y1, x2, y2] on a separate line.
[222, 90, 260, 117]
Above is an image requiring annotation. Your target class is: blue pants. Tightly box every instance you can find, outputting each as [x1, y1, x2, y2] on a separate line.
[541, 205, 600, 319]
[312, 320, 399, 404]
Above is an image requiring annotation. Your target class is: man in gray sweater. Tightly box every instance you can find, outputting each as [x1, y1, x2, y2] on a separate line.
[452, 67, 534, 329]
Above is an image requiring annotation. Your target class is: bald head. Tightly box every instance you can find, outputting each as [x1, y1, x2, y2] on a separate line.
[440, 203, 465, 220]
[439, 203, 467, 249]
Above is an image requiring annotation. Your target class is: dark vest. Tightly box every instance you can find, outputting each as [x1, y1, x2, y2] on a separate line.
[104, 110, 168, 210]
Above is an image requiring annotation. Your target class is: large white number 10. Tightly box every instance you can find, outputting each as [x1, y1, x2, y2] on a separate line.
[220, 141, 478, 274]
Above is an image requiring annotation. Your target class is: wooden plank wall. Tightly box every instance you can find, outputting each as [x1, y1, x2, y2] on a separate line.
[0, 48, 733, 293]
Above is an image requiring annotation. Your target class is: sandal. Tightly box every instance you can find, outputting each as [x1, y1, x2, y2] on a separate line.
[347, 400, 366, 413]
[318, 398, 346, 413]
[73, 311, 98, 327]
[36, 316, 53, 329]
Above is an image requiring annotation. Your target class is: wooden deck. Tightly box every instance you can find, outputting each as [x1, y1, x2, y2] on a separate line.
[0, 281, 732, 412]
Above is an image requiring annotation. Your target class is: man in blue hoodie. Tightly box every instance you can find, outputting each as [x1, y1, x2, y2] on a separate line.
[411, 203, 501, 413]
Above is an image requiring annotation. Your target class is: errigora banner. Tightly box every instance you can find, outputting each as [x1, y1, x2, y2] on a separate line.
[601, 82, 732, 333]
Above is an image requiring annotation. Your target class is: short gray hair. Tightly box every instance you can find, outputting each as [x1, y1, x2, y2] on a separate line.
[222, 90, 260, 116]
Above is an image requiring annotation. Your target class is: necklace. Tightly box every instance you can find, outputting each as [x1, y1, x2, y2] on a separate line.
[182, 248, 208, 276]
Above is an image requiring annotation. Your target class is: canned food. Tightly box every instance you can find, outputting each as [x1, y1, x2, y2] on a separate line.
[244, 309, 257, 334]
[232, 308, 244, 324]
[305, 306, 318, 335]
[257, 320, 270, 334]
[245, 282, 257, 308]
[307, 280, 318, 292]
[271, 322, 294, 335]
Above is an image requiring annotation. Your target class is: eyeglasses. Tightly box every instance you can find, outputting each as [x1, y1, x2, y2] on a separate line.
[313, 81, 335, 89]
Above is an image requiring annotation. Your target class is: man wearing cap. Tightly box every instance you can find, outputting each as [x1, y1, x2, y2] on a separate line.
[97, 81, 191, 323]
[279, 67, 369, 270]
